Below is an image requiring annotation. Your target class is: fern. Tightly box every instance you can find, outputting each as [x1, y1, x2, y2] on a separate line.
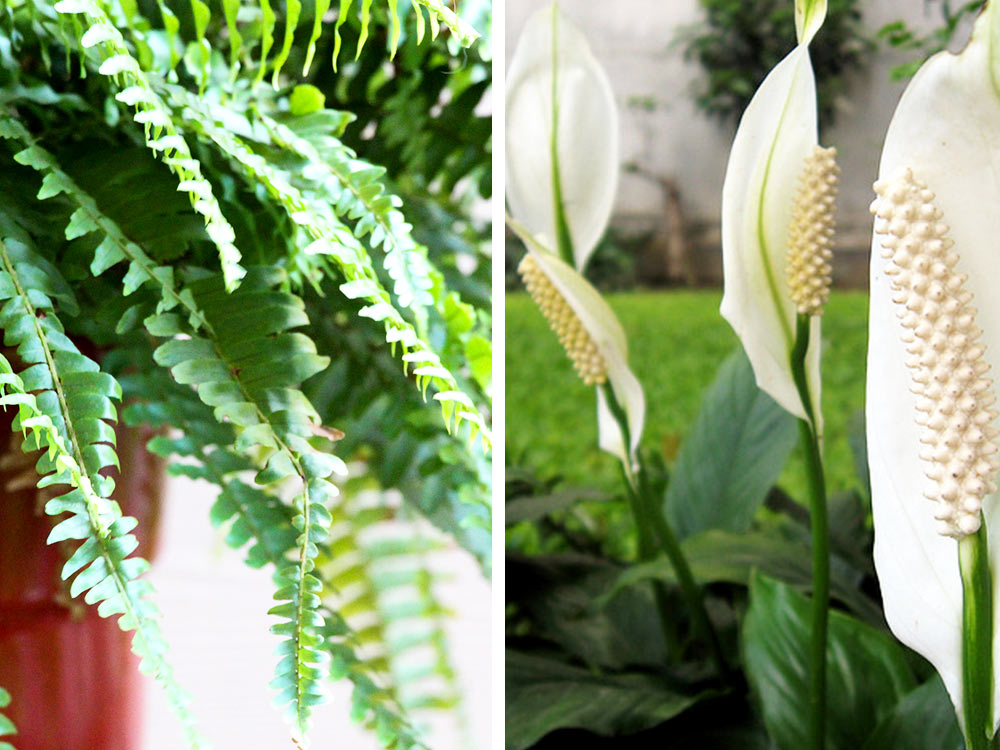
[0, 687, 14, 750]
[258, 110, 436, 325]
[0, 2, 489, 746]
[52, 0, 246, 291]
[1, 117, 335, 737]
[163, 88, 492, 449]
[0, 230, 206, 749]
[323, 485, 462, 727]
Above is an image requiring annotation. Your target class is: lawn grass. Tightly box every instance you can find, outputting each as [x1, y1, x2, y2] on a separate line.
[506, 289, 870, 501]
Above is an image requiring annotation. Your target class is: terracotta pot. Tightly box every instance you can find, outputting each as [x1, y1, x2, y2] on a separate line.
[0, 418, 163, 750]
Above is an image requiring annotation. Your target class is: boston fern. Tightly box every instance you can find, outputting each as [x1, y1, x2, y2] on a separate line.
[0, 0, 491, 747]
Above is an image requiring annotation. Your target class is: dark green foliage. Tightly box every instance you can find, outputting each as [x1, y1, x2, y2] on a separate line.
[742, 574, 915, 750]
[506, 650, 706, 750]
[680, 0, 873, 129]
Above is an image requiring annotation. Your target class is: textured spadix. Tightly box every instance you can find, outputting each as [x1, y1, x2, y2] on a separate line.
[867, 2, 1000, 727]
[720, 41, 824, 427]
[505, 3, 618, 271]
[786, 145, 838, 316]
[509, 218, 644, 465]
[872, 169, 999, 540]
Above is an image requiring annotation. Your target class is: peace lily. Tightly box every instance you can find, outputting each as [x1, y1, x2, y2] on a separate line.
[505, 2, 618, 271]
[508, 218, 644, 469]
[720, 0, 836, 431]
[868, 3, 1000, 744]
[721, 3, 840, 747]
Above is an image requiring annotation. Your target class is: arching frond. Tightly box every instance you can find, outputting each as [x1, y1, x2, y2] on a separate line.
[52, 0, 246, 291]
[163, 88, 492, 450]
[0, 231, 206, 749]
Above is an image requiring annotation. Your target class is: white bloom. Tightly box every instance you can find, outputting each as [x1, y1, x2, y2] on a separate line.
[505, 3, 618, 271]
[510, 219, 644, 466]
[719, 37, 827, 427]
[867, 3, 1000, 727]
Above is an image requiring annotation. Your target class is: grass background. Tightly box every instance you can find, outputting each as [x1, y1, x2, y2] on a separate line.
[506, 290, 870, 501]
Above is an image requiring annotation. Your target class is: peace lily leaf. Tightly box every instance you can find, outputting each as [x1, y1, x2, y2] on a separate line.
[720, 41, 823, 428]
[664, 346, 797, 540]
[867, 3, 1000, 726]
[743, 573, 916, 750]
[862, 676, 963, 750]
[795, 0, 828, 45]
[509, 219, 645, 466]
[505, 650, 706, 750]
[506, 3, 618, 271]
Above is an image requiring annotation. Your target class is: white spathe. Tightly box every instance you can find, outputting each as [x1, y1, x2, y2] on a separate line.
[509, 219, 644, 466]
[505, 3, 618, 271]
[868, 3, 1000, 728]
[720, 42, 822, 428]
[795, 0, 827, 45]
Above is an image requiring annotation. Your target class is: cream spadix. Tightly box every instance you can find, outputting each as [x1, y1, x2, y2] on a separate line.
[786, 145, 838, 316]
[867, 1, 1000, 727]
[505, 3, 618, 270]
[508, 218, 644, 466]
[871, 169, 999, 540]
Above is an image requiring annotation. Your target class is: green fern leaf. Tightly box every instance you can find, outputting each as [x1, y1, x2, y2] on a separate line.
[0, 232, 207, 750]
[51, 0, 246, 291]
[163, 90, 491, 450]
[0, 686, 15, 750]
[271, 0, 302, 86]
[304, 0, 332, 75]
[258, 112, 436, 319]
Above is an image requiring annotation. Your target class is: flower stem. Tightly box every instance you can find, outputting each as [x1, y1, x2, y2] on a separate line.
[602, 384, 730, 684]
[959, 525, 994, 750]
[620, 466, 683, 658]
[789, 314, 829, 750]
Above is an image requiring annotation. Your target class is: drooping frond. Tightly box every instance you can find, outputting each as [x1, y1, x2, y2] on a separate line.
[106, 333, 436, 747]
[163, 88, 492, 450]
[0, 231, 206, 749]
[51, 0, 246, 291]
[322, 483, 461, 735]
[0, 687, 15, 750]
[257, 111, 435, 324]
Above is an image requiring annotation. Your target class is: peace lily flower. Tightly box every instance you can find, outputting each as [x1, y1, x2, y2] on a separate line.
[505, 2, 618, 271]
[868, 3, 1000, 739]
[509, 218, 644, 468]
[720, 0, 837, 430]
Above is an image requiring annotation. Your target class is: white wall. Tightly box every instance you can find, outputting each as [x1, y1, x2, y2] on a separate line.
[505, 0, 970, 248]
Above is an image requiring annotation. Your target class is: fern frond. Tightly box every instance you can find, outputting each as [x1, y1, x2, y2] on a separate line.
[51, 0, 246, 291]
[108, 336, 433, 748]
[165, 89, 492, 450]
[0, 233, 206, 749]
[258, 111, 435, 323]
[0, 114, 209, 330]
[323, 486, 461, 732]
[319, 607, 429, 750]
[0, 686, 15, 750]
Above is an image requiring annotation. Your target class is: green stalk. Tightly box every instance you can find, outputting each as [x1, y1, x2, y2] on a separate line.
[621, 466, 683, 658]
[789, 313, 829, 750]
[959, 525, 994, 750]
[603, 383, 729, 683]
